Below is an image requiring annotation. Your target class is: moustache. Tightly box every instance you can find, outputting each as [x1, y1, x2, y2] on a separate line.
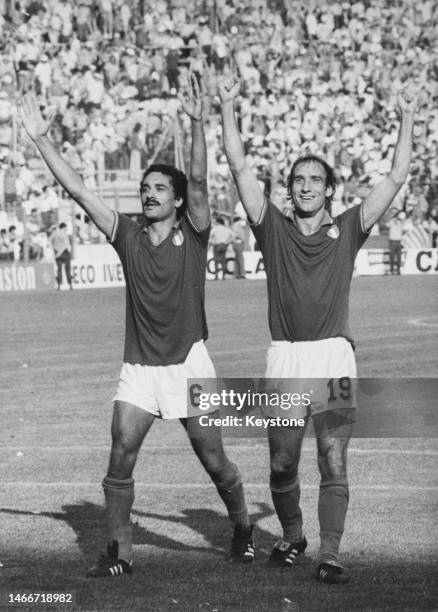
[144, 198, 159, 207]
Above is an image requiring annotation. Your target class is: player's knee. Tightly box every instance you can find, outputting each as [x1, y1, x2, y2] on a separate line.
[270, 453, 299, 487]
[111, 426, 141, 455]
[211, 460, 240, 490]
[317, 443, 348, 480]
[201, 450, 229, 481]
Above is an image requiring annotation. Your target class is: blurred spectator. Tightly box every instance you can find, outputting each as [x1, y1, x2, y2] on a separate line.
[210, 216, 234, 280]
[99, 0, 114, 39]
[197, 16, 214, 64]
[166, 46, 180, 92]
[387, 211, 406, 275]
[22, 187, 42, 217]
[16, 160, 36, 202]
[4, 163, 19, 207]
[40, 184, 60, 230]
[34, 54, 52, 98]
[50, 221, 72, 289]
[0, 227, 9, 260]
[8, 225, 22, 261]
[24, 208, 44, 260]
[0, 90, 12, 121]
[61, 103, 76, 143]
[1, 0, 436, 241]
[231, 215, 247, 279]
[427, 214, 438, 248]
[128, 122, 147, 180]
[76, 1, 93, 42]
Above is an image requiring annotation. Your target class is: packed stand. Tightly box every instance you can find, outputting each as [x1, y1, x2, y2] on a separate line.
[0, 0, 437, 261]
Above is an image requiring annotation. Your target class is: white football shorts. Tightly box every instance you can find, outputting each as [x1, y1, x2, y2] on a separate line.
[264, 337, 357, 418]
[113, 340, 216, 419]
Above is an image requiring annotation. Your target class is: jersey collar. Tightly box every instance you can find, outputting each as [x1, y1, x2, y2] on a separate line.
[142, 218, 181, 235]
[287, 208, 334, 231]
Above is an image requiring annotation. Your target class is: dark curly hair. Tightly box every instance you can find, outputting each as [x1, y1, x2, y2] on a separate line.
[286, 155, 337, 210]
[140, 164, 188, 219]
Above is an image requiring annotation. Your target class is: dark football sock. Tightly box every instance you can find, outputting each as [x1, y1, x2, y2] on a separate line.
[102, 476, 134, 563]
[270, 475, 303, 542]
[215, 465, 250, 527]
[317, 478, 349, 565]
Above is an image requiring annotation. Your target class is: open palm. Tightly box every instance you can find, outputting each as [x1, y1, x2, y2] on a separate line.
[17, 94, 55, 141]
[178, 73, 203, 120]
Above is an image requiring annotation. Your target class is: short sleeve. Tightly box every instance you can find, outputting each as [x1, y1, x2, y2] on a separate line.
[250, 200, 282, 250]
[337, 204, 370, 252]
[110, 213, 138, 261]
[182, 214, 210, 248]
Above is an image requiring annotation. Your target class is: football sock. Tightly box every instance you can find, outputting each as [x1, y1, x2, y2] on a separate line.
[215, 465, 250, 527]
[317, 477, 349, 565]
[270, 475, 303, 542]
[102, 476, 135, 563]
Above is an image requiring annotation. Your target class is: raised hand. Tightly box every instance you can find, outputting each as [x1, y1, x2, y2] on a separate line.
[218, 74, 241, 104]
[397, 87, 419, 116]
[177, 73, 203, 121]
[17, 93, 56, 141]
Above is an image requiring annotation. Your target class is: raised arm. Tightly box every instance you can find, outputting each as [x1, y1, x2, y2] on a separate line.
[17, 94, 114, 237]
[178, 73, 209, 230]
[361, 89, 419, 232]
[219, 74, 264, 224]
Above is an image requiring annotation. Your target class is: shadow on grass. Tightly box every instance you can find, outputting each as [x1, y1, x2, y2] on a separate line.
[132, 501, 276, 552]
[0, 501, 276, 561]
[1, 504, 436, 611]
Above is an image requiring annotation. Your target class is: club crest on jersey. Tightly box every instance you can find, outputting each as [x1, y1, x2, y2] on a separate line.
[172, 229, 184, 246]
[326, 226, 339, 240]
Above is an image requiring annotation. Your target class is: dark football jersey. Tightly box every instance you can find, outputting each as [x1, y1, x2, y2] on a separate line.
[111, 213, 209, 366]
[251, 203, 369, 346]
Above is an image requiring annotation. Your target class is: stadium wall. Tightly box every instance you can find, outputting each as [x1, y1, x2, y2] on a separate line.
[0, 247, 437, 292]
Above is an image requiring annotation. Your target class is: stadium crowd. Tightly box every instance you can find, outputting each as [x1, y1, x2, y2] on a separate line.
[0, 0, 437, 262]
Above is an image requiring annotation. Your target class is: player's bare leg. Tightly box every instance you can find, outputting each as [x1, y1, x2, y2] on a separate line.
[105, 401, 155, 559]
[268, 421, 309, 566]
[182, 414, 254, 562]
[87, 401, 155, 577]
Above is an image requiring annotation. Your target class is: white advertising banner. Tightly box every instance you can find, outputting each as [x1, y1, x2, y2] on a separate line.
[354, 248, 438, 276]
[0, 262, 54, 292]
[64, 247, 267, 289]
[354, 249, 386, 276]
[402, 249, 438, 275]
[60, 245, 438, 289]
[206, 249, 266, 280]
[63, 245, 124, 289]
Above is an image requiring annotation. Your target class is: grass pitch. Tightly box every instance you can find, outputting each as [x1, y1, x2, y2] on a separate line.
[1, 276, 437, 611]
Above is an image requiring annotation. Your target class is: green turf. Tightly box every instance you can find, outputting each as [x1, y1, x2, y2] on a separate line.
[1, 276, 437, 611]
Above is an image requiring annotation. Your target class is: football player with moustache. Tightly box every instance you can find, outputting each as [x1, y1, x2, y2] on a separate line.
[18, 75, 255, 577]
